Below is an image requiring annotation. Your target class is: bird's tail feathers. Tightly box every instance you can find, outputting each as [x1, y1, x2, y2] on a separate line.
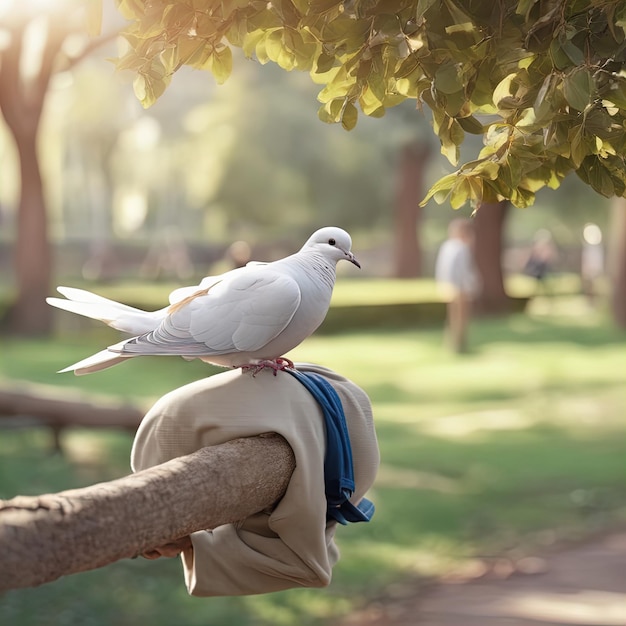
[47, 286, 166, 334]
[58, 347, 129, 376]
[56, 287, 141, 311]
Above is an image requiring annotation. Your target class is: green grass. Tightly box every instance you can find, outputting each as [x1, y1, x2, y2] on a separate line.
[0, 293, 625, 625]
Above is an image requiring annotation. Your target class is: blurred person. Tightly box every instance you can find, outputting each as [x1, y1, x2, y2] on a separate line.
[132, 363, 379, 596]
[581, 223, 605, 306]
[435, 217, 481, 353]
[524, 229, 558, 293]
[209, 240, 252, 275]
[227, 240, 252, 268]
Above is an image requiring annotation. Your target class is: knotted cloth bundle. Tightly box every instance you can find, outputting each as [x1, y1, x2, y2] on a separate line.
[131, 363, 379, 596]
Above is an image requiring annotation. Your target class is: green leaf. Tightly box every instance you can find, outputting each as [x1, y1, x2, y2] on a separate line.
[509, 186, 535, 208]
[265, 29, 296, 70]
[472, 159, 500, 180]
[255, 36, 271, 64]
[569, 125, 587, 167]
[341, 100, 358, 130]
[359, 84, 384, 115]
[160, 45, 178, 75]
[241, 29, 266, 59]
[437, 117, 463, 165]
[420, 172, 458, 206]
[383, 92, 407, 108]
[449, 117, 465, 146]
[456, 115, 484, 134]
[533, 73, 557, 122]
[416, 0, 439, 18]
[284, 29, 318, 70]
[442, 89, 467, 117]
[207, 46, 233, 84]
[395, 77, 418, 96]
[492, 73, 517, 109]
[318, 66, 355, 103]
[177, 37, 211, 68]
[578, 158, 616, 197]
[563, 69, 594, 111]
[560, 39, 585, 66]
[133, 72, 170, 108]
[315, 52, 336, 73]
[434, 63, 462, 95]
[549, 38, 572, 70]
[225, 17, 248, 46]
[449, 178, 471, 209]
[318, 98, 344, 123]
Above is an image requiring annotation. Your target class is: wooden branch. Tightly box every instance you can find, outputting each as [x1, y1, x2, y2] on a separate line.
[0, 385, 144, 430]
[0, 435, 295, 591]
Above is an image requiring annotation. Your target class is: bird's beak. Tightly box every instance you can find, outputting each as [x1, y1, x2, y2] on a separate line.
[346, 251, 361, 269]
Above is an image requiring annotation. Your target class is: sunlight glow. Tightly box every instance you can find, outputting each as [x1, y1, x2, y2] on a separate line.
[20, 16, 48, 81]
[583, 222, 602, 245]
[114, 188, 148, 235]
[0, 0, 62, 20]
[508, 590, 626, 625]
[0, 0, 14, 19]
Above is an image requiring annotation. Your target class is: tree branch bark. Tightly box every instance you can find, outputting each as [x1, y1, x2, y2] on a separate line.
[0, 384, 143, 430]
[0, 435, 295, 592]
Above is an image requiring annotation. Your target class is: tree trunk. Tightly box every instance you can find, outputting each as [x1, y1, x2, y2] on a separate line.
[393, 141, 431, 278]
[609, 197, 626, 329]
[473, 199, 511, 315]
[0, 435, 295, 591]
[0, 18, 61, 335]
[8, 129, 53, 334]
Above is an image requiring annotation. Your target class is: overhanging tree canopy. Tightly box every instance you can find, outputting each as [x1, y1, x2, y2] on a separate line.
[115, 0, 626, 210]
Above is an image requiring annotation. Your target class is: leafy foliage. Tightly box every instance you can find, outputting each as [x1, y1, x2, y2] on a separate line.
[115, 0, 626, 208]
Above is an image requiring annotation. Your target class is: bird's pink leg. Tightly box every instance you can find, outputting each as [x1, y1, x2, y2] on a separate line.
[241, 358, 295, 377]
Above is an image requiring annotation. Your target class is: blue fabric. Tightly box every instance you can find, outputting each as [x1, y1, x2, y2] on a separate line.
[286, 369, 374, 525]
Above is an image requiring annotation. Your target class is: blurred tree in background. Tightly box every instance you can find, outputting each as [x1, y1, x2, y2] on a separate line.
[0, 0, 112, 334]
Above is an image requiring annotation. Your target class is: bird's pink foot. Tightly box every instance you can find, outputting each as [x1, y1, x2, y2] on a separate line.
[241, 358, 295, 377]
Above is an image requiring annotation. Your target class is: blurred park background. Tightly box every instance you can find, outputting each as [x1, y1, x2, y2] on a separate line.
[1, 2, 625, 625]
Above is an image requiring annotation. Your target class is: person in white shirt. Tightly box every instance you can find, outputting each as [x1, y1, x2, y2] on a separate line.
[435, 218, 481, 353]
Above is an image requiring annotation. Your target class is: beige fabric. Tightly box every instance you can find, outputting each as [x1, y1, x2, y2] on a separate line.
[131, 363, 379, 596]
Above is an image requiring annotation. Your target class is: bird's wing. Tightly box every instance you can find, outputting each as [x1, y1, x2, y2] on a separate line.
[119, 267, 301, 356]
[168, 275, 221, 304]
[167, 263, 269, 304]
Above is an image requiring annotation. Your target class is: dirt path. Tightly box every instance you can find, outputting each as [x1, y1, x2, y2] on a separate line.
[340, 532, 626, 626]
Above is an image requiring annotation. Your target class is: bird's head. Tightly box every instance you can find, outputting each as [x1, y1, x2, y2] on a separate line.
[302, 227, 361, 268]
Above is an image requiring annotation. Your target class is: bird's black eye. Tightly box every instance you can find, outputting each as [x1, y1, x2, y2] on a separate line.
[328, 238, 336, 246]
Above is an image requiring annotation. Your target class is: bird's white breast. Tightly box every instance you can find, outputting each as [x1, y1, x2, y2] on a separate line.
[212, 252, 336, 367]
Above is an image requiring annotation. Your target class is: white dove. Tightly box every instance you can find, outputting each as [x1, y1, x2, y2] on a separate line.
[47, 227, 360, 375]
